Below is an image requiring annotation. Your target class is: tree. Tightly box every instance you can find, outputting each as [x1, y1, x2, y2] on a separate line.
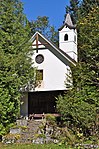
[0, 0, 34, 135]
[66, 0, 80, 24]
[78, 6, 99, 88]
[79, 0, 99, 17]
[57, 64, 99, 136]
[57, 6, 99, 140]
[29, 16, 58, 45]
[65, 0, 99, 24]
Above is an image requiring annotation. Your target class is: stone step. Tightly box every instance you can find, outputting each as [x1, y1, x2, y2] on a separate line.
[17, 119, 44, 143]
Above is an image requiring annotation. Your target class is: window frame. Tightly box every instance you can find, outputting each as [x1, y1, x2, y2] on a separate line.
[64, 34, 68, 41]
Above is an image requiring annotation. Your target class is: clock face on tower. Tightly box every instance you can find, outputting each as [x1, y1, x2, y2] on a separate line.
[35, 54, 44, 64]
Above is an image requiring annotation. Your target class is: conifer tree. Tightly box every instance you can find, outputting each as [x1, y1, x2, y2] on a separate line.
[66, 0, 80, 24]
[80, 0, 99, 17]
[57, 6, 99, 140]
[0, 0, 34, 135]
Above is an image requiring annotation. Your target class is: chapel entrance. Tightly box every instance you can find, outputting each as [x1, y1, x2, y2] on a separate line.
[28, 90, 64, 115]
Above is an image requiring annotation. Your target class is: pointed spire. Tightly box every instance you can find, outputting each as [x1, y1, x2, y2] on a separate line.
[65, 13, 73, 27]
[58, 13, 76, 31]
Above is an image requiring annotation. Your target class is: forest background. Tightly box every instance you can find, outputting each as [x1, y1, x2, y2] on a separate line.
[0, 0, 99, 144]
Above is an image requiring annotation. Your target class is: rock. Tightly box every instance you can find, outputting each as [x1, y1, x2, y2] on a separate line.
[10, 128, 21, 134]
[16, 120, 28, 126]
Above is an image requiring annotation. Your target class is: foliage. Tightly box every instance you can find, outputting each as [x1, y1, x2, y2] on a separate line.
[29, 16, 58, 45]
[78, 7, 99, 68]
[2, 133, 21, 143]
[34, 133, 46, 139]
[78, 6, 99, 91]
[57, 6, 99, 140]
[66, 0, 80, 24]
[0, 0, 34, 135]
[0, 143, 67, 149]
[57, 86, 98, 129]
[65, 0, 99, 24]
[79, 0, 99, 17]
[46, 114, 56, 125]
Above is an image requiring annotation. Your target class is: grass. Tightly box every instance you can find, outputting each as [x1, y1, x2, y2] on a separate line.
[0, 143, 72, 149]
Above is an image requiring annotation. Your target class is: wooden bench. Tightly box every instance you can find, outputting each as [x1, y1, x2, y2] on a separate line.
[29, 113, 45, 120]
[29, 113, 61, 120]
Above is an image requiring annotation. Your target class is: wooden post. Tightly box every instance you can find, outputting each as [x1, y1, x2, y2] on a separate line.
[36, 34, 38, 53]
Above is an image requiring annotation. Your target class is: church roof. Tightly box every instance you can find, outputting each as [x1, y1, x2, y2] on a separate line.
[58, 13, 76, 31]
[31, 32, 76, 67]
[65, 13, 74, 26]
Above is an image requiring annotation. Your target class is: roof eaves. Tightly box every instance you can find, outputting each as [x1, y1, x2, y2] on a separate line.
[58, 23, 76, 31]
[30, 31, 40, 42]
[31, 32, 76, 66]
[38, 33, 76, 66]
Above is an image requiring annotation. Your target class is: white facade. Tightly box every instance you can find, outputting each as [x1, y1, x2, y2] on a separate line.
[30, 30, 76, 91]
[59, 26, 77, 62]
[32, 48, 69, 91]
[20, 14, 77, 117]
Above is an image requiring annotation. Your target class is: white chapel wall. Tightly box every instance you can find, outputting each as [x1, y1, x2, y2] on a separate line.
[32, 48, 70, 91]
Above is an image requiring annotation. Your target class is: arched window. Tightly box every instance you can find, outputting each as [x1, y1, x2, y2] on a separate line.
[64, 34, 68, 41]
[74, 35, 76, 42]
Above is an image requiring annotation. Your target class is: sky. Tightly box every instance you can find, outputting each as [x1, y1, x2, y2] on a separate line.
[21, 0, 70, 30]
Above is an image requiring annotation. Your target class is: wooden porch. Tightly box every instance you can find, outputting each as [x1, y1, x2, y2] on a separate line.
[28, 90, 64, 117]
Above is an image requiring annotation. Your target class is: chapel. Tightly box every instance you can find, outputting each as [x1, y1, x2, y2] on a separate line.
[20, 13, 77, 118]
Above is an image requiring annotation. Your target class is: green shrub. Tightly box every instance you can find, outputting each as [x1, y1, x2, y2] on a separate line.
[46, 114, 56, 125]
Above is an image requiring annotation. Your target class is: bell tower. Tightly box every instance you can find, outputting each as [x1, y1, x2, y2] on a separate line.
[59, 13, 77, 62]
